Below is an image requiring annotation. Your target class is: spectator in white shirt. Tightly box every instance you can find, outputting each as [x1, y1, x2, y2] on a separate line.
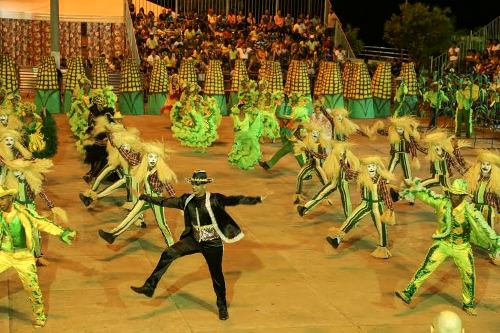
[146, 51, 160, 66]
[237, 43, 252, 61]
[446, 41, 460, 71]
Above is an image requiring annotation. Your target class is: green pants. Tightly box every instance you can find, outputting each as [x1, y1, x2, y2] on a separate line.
[388, 152, 412, 179]
[296, 158, 327, 195]
[304, 178, 352, 218]
[475, 203, 496, 229]
[91, 164, 119, 191]
[265, 140, 305, 169]
[421, 174, 449, 189]
[333, 199, 388, 248]
[455, 107, 473, 137]
[401, 240, 475, 309]
[110, 194, 174, 246]
[0, 250, 46, 322]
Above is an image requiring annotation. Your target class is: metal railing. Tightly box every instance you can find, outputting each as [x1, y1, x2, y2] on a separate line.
[359, 46, 409, 62]
[430, 16, 500, 77]
[333, 21, 355, 59]
[132, 0, 326, 22]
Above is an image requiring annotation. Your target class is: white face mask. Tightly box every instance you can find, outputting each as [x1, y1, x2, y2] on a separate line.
[147, 153, 158, 168]
[434, 145, 443, 156]
[13, 170, 25, 180]
[121, 144, 131, 152]
[0, 115, 8, 125]
[311, 130, 320, 142]
[4, 136, 14, 148]
[367, 163, 377, 178]
[396, 127, 404, 135]
[336, 114, 343, 122]
[481, 161, 492, 175]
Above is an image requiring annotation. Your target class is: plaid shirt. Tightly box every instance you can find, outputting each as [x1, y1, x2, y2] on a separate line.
[25, 184, 54, 209]
[477, 175, 499, 210]
[148, 170, 175, 197]
[430, 151, 461, 177]
[118, 148, 141, 167]
[340, 159, 358, 181]
[453, 147, 468, 174]
[377, 177, 394, 211]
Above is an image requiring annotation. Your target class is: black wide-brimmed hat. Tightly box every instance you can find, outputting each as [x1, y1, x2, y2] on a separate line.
[185, 170, 213, 184]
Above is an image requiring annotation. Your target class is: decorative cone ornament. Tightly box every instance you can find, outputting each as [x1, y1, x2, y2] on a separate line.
[0, 54, 19, 95]
[371, 62, 392, 118]
[63, 56, 86, 113]
[179, 59, 197, 85]
[259, 60, 272, 81]
[284, 60, 312, 115]
[395, 62, 418, 116]
[265, 61, 284, 93]
[316, 61, 344, 109]
[313, 61, 327, 97]
[204, 59, 227, 115]
[35, 56, 60, 113]
[345, 60, 374, 119]
[91, 57, 110, 89]
[118, 58, 144, 115]
[229, 60, 249, 110]
[147, 60, 169, 115]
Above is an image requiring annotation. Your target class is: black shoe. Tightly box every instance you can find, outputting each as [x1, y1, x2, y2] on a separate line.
[297, 205, 306, 217]
[82, 174, 93, 184]
[140, 221, 147, 229]
[98, 229, 116, 244]
[258, 161, 270, 170]
[218, 307, 229, 320]
[79, 193, 93, 207]
[304, 174, 312, 181]
[389, 188, 400, 203]
[395, 290, 411, 305]
[326, 236, 341, 249]
[130, 285, 154, 298]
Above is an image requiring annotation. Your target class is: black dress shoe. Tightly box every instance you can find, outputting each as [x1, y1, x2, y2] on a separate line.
[140, 221, 147, 229]
[297, 205, 306, 217]
[389, 188, 400, 203]
[98, 229, 116, 244]
[218, 307, 229, 320]
[79, 193, 93, 207]
[326, 236, 341, 249]
[130, 285, 154, 298]
[82, 174, 93, 184]
[258, 161, 270, 170]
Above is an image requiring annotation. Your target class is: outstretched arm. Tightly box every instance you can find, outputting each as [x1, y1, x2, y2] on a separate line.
[217, 194, 263, 206]
[139, 194, 185, 209]
[401, 178, 445, 209]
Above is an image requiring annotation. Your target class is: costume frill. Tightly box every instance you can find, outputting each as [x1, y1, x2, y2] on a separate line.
[170, 84, 220, 150]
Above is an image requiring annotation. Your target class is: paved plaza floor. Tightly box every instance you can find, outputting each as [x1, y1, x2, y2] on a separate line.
[0, 115, 498, 332]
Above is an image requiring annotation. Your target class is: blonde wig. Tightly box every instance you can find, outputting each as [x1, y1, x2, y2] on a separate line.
[357, 156, 395, 189]
[323, 141, 360, 182]
[423, 129, 454, 162]
[107, 129, 143, 169]
[331, 108, 360, 137]
[4, 158, 53, 194]
[0, 129, 32, 160]
[466, 150, 500, 194]
[388, 116, 421, 144]
[132, 142, 177, 186]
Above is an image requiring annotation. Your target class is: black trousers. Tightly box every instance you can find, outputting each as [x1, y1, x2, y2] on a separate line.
[144, 235, 226, 308]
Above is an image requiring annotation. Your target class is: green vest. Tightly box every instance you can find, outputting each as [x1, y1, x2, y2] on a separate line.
[0, 215, 27, 251]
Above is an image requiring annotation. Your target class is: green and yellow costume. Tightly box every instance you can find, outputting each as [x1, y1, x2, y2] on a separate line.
[398, 179, 499, 312]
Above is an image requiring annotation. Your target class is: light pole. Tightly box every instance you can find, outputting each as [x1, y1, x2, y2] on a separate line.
[50, 0, 60, 69]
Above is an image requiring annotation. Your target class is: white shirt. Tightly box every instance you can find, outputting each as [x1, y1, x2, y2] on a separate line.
[237, 47, 252, 60]
[448, 47, 459, 61]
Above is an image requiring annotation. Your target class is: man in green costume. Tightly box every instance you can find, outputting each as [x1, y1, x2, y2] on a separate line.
[395, 178, 500, 316]
[0, 187, 76, 327]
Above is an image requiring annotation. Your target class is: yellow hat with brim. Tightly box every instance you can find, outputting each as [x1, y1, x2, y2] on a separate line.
[443, 179, 470, 196]
[0, 188, 18, 198]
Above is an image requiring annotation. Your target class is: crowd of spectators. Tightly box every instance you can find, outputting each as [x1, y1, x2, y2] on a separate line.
[128, 0, 346, 84]
[449, 39, 499, 81]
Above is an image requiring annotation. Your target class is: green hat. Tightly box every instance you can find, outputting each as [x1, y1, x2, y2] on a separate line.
[443, 179, 470, 196]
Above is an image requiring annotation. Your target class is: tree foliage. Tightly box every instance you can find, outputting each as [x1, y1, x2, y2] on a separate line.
[344, 24, 365, 56]
[383, 3, 454, 66]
